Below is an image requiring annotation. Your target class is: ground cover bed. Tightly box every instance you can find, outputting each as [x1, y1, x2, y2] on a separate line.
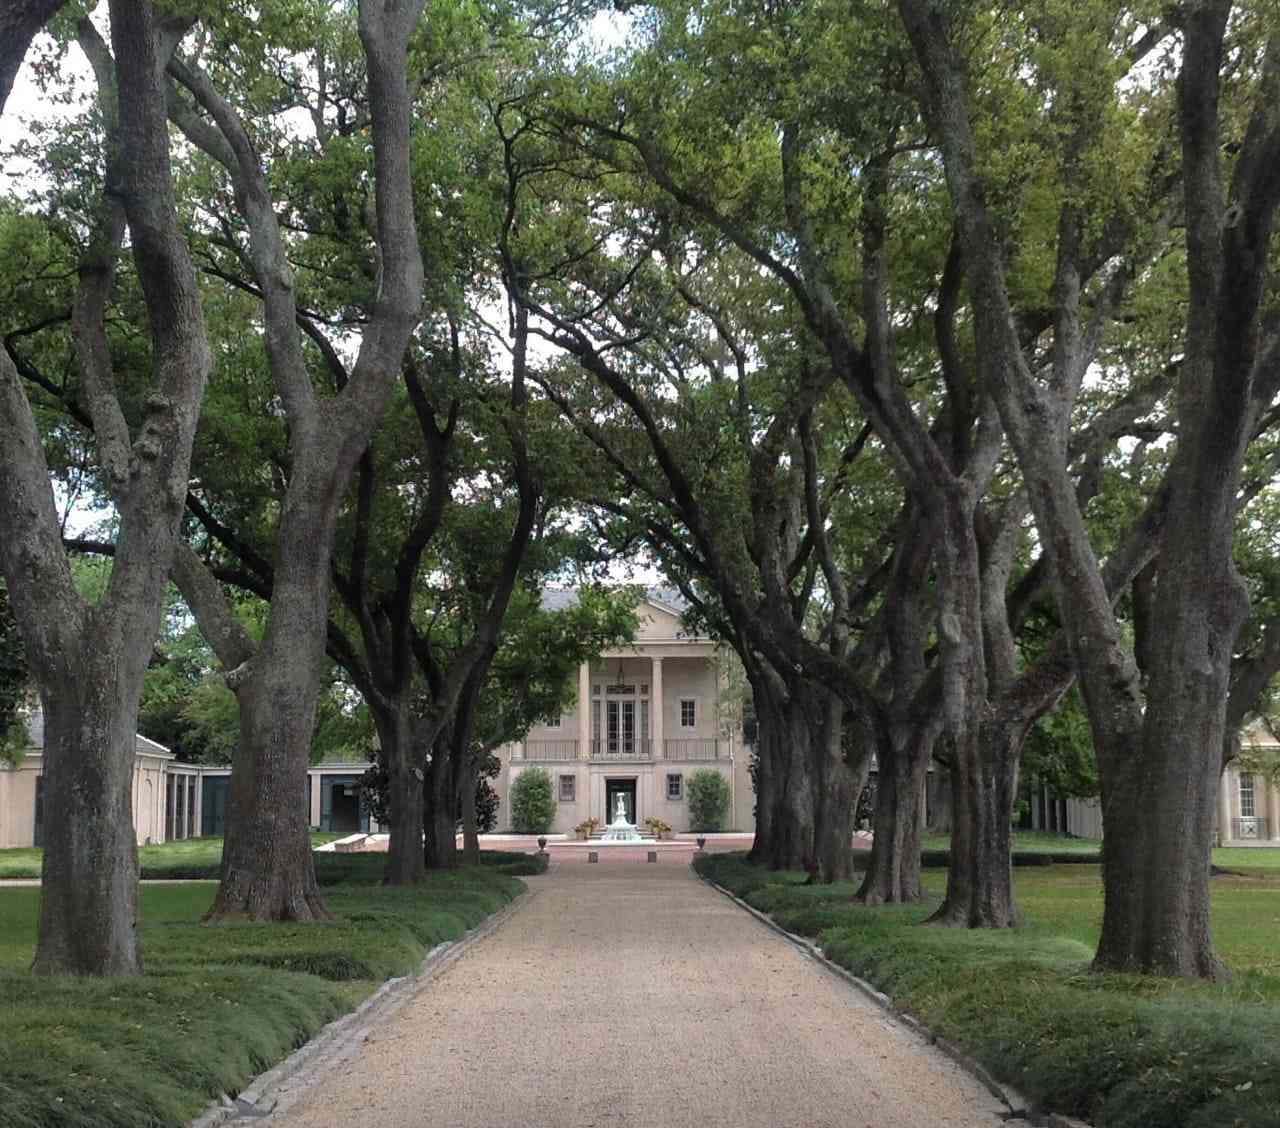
[0, 864, 525, 1128]
[695, 851, 1280, 1128]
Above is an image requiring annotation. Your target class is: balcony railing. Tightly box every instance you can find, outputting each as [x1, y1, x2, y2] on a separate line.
[1231, 816, 1270, 841]
[664, 738, 722, 761]
[523, 739, 578, 762]
[590, 739, 652, 760]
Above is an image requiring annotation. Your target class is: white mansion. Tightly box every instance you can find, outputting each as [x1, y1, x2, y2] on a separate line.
[491, 589, 755, 835]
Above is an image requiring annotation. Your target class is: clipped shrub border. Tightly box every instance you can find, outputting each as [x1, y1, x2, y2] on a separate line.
[692, 858, 1091, 1128]
[190, 890, 527, 1127]
[692, 853, 1280, 1127]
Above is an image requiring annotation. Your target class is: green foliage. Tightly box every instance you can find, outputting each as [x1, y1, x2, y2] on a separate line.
[1021, 687, 1099, 799]
[509, 766, 555, 833]
[696, 854, 1280, 1128]
[473, 585, 640, 752]
[686, 768, 730, 832]
[0, 866, 522, 1127]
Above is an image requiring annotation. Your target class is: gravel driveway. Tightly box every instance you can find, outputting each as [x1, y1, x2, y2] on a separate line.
[267, 861, 1007, 1128]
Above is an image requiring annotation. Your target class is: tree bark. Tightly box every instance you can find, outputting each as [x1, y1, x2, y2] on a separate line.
[0, 2, 209, 975]
[858, 724, 933, 905]
[928, 717, 1023, 928]
[384, 762, 426, 885]
[459, 755, 481, 865]
[767, 692, 818, 872]
[812, 689, 863, 883]
[206, 667, 329, 920]
[180, 0, 425, 921]
[0, 0, 65, 112]
[423, 735, 458, 869]
[32, 680, 142, 974]
[371, 698, 425, 885]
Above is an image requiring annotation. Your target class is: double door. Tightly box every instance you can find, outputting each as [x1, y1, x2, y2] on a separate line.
[596, 692, 649, 757]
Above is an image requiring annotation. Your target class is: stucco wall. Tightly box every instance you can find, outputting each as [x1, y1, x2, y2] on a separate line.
[0, 760, 39, 848]
[501, 760, 747, 835]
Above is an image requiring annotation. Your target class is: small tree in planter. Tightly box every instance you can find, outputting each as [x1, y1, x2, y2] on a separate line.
[687, 770, 731, 833]
[510, 767, 556, 833]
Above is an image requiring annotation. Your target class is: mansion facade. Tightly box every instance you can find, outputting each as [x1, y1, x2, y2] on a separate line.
[493, 590, 754, 834]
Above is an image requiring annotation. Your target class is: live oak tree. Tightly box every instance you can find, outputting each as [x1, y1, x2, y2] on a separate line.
[0, 2, 211, 973]
[160, 0, 426, 920]
[897, 0, 1280, 973]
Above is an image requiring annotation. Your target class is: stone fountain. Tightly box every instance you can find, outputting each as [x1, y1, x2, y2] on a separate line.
[599, 792, 648, 843]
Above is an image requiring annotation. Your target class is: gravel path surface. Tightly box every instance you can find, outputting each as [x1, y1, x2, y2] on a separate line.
[268, 862, 1007, 1128]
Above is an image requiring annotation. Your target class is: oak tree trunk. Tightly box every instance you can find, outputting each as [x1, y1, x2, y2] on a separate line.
[459, 757, 481, 865]
[767, 694, 818, 871]
[207, 665, 329, 921]
[928, 719, 1021, 928]
[371, 699, 426, 885]
[32, 681, 143, 975]
[423, 745, 458, 870]
[858, 725, 933, 905]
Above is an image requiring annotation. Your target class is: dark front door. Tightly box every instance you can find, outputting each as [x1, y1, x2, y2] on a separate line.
[322, 776, 368, 833]
[201, 776, 229, 838]
[605, 778, 637, 825]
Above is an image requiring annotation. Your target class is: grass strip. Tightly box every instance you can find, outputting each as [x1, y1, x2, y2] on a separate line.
[0, 865, 524, 1127]
[0, 839, 551, 881]
[695, 852, 1280, 1128]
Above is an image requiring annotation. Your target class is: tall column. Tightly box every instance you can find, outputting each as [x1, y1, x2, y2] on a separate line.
[1268, 779, 1280, 842]
[651, 656, 664, 760]
[1217, 769, 1233, 845]
[166, 774, 175, 844]
[578, 660, 591, 760]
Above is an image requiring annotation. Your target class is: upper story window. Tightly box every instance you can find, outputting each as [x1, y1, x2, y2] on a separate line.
[546, 713, 562, 730]
[680, 698, 697, 729]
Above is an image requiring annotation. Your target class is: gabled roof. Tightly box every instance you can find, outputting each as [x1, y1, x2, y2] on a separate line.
[540, 586, 690, 616]
[21, 711, 173, 760]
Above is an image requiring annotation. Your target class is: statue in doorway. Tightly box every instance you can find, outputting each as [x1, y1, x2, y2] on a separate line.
[613, 793, 629, 824]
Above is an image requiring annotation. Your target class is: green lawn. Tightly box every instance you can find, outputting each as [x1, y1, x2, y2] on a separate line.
[697, 853, 1280, 1128]
[0, 834, 344, 880]
[920, 829, 1103, 854]
[0, 862, 526, 1127]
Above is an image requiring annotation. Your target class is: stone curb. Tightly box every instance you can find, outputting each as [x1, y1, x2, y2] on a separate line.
[189, 887, 532, 1128]
[695, 870, 1093, 1128]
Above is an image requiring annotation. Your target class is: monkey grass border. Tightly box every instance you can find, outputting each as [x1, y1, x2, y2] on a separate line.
[694, 865, 1092, 1128]
[189, 886, 533, 1128]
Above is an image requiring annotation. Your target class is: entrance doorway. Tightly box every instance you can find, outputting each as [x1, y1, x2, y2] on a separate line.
[322, 776, 368, 832]
[605, 778, 637, 826]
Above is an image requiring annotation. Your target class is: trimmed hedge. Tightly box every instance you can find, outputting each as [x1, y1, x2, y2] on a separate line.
[694, 852, 1280, 1128]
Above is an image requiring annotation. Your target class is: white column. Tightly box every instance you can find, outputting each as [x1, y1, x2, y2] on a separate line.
[651, 656, 664, 760]
[1268, 779, 1280, 842]
[578, 661, 591, 760]
[1218, 769, 1233, 844]
[165, 774, 175, 844]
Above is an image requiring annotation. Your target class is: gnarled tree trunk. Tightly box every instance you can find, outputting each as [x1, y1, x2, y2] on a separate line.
[858, 723, 934, 905]
[33, 675, 144, 975]
[208, 660, 329, 920]
[371, 698, 425, 886]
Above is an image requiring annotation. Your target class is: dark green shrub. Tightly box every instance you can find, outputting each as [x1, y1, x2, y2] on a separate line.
[686, 769, 731, 832]
[509, 767, 555, 833]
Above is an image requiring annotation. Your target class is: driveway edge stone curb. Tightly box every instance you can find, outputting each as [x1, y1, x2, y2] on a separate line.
[697, 871, 1093, 1128]
[188, 887, 532, 1128]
